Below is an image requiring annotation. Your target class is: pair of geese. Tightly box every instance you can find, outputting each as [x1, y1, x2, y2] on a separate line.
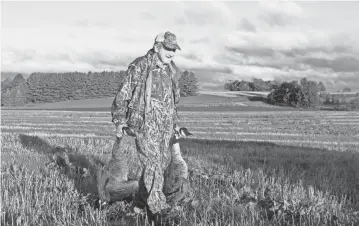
[97, 125, 193, 205]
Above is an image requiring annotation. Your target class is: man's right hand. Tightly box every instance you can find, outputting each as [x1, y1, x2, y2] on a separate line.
[115, 124, 126, 138]
[115, 124, 137, 138]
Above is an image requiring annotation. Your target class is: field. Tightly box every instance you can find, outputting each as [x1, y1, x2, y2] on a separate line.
[2, 92, 295, 112]
[3, 93, 255, 110]
[2, 108, 359, 225]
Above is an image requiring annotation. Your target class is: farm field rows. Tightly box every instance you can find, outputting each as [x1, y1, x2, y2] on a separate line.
[1, 109, 359, 225]
[2, 110, 359, 152]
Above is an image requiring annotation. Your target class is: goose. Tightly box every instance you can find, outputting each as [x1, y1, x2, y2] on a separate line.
[97, 127, 139, 204]
[163, 127, 193, 205]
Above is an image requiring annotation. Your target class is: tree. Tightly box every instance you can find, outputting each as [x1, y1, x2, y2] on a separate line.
[268, 81, 307, 108]
[343, 87, 352, 92]
[324, 93, 331, 104]
[1, 74, 29, 106]
[228, 80, 252, 91]
[318, 82, 326, 92]
[252, 78, 272, 91]
[225, 79, 279, 91]
[178, 70, 199, 97]
[332, 95, 340, 105]
[224, 82, 232, 90]
[300, 78, 319, 107]
[268, 78, 321, 108]
[26, 71, 125, 103]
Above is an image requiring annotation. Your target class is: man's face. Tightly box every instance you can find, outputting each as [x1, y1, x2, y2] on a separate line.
[157, 44, 176, 65]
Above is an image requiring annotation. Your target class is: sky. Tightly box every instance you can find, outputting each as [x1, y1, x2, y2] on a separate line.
[2, 1, 359, 91]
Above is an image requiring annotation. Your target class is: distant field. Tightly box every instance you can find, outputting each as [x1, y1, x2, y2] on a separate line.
[4, 91, 357, 112]
[198, 91, 270, 97]
[6, 94, 228, 110]
[3, 92, 294, 112]
[2, 110, 359, 152]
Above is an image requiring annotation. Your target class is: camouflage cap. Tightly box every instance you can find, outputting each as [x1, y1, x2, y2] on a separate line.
[155, 31, 181, 51]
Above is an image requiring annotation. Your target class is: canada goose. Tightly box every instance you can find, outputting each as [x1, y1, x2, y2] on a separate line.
[97, 128, 139, 204]
[163, 127, 193, 205]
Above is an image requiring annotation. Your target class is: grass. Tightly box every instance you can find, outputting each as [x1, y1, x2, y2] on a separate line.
[182, 139, 359, 208]
[2, 92, 289, 112]
[1, 110, 359, 225]
[4, 94, 237, 109]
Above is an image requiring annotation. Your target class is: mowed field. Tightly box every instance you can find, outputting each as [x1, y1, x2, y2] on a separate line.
[3, 92, 282, 112]
[1, 108, 359, 225]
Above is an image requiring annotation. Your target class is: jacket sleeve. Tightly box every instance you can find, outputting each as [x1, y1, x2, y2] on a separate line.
[111, 63, 141, 125]
[171, 66, 181, 125]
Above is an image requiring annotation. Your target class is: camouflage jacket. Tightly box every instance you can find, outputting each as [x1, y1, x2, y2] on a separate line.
[111, 49, 181, 132]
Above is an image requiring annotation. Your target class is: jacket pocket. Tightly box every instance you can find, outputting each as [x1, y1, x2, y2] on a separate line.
[126, 108, 144, 131]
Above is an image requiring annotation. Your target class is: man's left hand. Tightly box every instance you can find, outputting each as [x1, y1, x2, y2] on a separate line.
[173, 124, 180, 133]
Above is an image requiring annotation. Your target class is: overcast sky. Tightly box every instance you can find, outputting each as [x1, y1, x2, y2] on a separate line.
[2, 1, 359, 91]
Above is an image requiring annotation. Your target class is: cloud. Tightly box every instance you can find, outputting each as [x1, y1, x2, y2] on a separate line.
[183, 9, 214, 26]
[223, 31, 316, 53]
[226, 46, 275, 57]
[79, 52, 134, 68]
[259, 1, 304, 17]
[258, 12, 296, 27]
[3, 1, 359, 92]
[140, 12, 156, 21]
[237, 18, 256, 32]
[181, 53, 203, 62]
[177, 57, 233, 74]
[282, 45, 355, 59]
[190, 37, 210, 44]
[221, 25, 359, 75]
[258, 1, 304, 27]
[301, 57, 359, 73]
[177, 1, 232, 26]
[224, 42, 359, 74]
[174, 16, 186, 25]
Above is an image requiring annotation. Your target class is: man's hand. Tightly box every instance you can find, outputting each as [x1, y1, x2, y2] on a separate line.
[173, 123, 180, 134]
[115, 123, 126, 138]
[115, 123, 137, 138]
[122, 127, 137, 137]
[173, 124, 193, 138]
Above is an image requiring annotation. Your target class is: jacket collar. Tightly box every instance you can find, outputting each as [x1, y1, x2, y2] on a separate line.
[145, 49, 176, 73]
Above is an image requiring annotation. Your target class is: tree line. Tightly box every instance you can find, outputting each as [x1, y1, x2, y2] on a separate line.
[1, 70, 199, 106]
[26, 71, 125, 103]
[267, 78, 324, 108]
[224, 78, 358, 110]
[224, 78, 327, 93]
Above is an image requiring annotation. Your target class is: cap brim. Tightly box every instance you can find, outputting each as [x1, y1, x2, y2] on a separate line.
[163, 42, 181, 51]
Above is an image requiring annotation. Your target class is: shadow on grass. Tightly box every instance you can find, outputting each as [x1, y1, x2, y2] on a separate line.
[181, 138, 359, 209]
[17, 134, 151, 224]
[18, 134, 105, 200]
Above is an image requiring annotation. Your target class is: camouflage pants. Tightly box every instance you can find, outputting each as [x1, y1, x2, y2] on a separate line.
[134, 99, 174, 214]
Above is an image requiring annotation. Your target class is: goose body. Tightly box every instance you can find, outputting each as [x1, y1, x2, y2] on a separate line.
[97, 135, 139, 203]
[163, 127, 192, 205]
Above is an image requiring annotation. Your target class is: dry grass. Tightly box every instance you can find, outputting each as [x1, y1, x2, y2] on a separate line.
[1, 110, 359, 225]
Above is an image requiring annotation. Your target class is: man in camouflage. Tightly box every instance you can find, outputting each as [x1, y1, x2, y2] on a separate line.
[111, 31, 190, 217]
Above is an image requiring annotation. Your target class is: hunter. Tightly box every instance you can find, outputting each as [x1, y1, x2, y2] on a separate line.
[110, 31, 190, 218]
